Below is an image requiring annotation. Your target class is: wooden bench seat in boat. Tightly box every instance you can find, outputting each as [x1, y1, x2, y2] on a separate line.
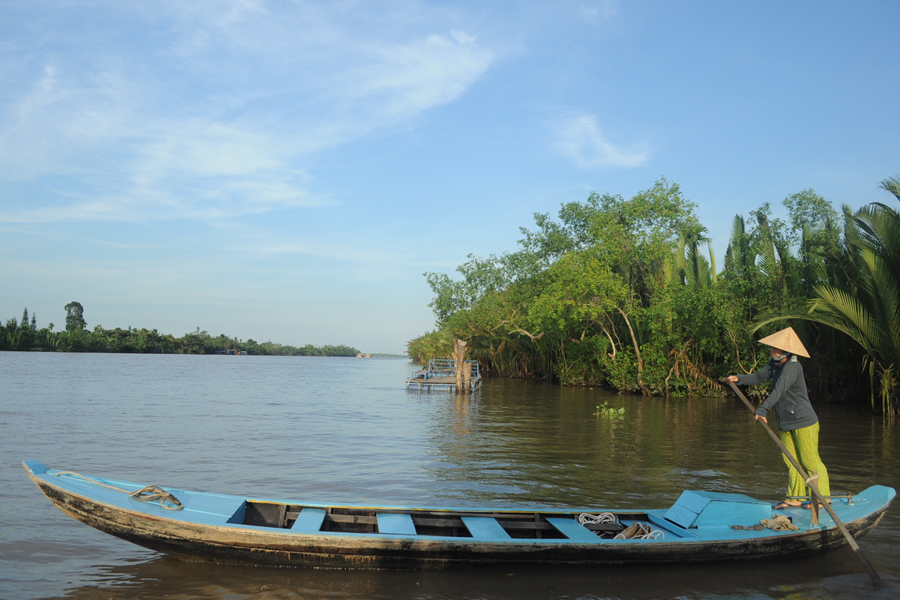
[461, 516, 511, 540]
[290, 508, 327, 532]
[377, 512, 417, 535]
[545, 517, 601, 541]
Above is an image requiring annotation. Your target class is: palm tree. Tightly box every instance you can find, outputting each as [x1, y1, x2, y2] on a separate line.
[724, 215, 756, 277]
[755, 175, 900, 415]
[880, 175, 900, 201]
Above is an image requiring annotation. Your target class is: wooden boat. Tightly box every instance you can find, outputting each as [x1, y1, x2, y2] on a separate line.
[23, 460, 895, 569]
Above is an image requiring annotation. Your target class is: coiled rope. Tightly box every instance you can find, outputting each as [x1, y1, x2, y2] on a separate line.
[614, 521, 665, 540]
[578, 512, 617, 526]
[55, 471, 183, 510]
[577, 512, 664, 539]
[129, 485, 184, 510]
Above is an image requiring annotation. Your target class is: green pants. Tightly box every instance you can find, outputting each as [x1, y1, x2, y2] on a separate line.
[781, 422, 830, 500]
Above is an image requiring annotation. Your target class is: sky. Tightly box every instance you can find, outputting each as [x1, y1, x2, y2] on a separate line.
[1, 1, 898, 354]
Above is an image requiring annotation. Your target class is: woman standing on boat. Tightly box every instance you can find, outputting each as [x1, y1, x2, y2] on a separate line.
[726, 327, 830, 509]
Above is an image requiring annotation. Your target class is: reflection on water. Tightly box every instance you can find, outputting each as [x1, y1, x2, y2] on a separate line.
[0, 352, 898, 599]
[33, 553, 900, 600]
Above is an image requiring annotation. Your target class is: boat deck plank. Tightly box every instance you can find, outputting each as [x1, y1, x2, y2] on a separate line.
[377, 512, 417, 535]
[645, 513, 697, 538]
[461, 516, 511, 540]
[545, 517, 601, 542]
[291, 508, 327, 532]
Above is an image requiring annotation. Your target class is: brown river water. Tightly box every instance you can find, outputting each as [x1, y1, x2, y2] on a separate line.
[1, 352, 898, 599]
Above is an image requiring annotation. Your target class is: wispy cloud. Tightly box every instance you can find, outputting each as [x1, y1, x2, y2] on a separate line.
[0, 64, 141, 180]
[243, 238, 405, 265]
[345, 32, 490, 121]
[0, 2, 495, 224]
[550, 113, 650, 168]
[577, 1, 618, 21]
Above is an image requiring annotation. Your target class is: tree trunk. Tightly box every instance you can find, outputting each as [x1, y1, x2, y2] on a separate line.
[616, 308, 651, 396]
[453, 339, 468, 394]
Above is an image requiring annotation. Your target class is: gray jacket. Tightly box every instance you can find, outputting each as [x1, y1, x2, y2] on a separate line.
[735, 356, 818, 431]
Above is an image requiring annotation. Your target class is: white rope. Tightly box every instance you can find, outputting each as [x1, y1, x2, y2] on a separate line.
[578, 512, 617, 526]
[614, 521, 666, 540]
[575, 513, 664, 539]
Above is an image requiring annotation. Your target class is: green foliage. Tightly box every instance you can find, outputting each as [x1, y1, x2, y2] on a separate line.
[64, 301, 86, 332]
[755, 178, 900, 415]
[594, 401, 625, 417]
[407, 330, 454, 363]
[723, 215, 755, 278]
[0, 307, 359, 357]
[421, 178, 724, 393]
[416, 175, 900, 414]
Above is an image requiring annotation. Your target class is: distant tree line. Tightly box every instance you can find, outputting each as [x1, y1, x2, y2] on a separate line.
[408, 176, 900, 416]
[0, 302, 359, 357]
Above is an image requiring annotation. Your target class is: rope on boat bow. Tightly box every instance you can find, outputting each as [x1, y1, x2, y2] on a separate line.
[129, 485, 184, 510]
[55, 471, 184, 510]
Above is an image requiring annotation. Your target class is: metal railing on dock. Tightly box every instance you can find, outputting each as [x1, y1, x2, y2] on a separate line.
[406, 359, 482, 392]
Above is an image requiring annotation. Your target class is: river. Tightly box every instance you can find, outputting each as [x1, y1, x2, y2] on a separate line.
[1, 352, 897, 599]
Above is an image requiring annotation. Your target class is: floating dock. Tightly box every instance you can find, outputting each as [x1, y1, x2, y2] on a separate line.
[406, 359, 481, 392]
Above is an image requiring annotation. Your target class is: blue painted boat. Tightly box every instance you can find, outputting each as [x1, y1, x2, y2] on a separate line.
[23, 460, 895, 569]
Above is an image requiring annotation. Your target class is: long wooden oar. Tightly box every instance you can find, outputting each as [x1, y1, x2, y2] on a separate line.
[723, 379, 881, 585]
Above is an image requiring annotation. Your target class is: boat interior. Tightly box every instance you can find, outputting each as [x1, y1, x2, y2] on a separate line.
[229, 501, 642, 539]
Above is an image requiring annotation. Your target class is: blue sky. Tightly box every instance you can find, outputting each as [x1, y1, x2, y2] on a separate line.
[2, 1, 898, 354]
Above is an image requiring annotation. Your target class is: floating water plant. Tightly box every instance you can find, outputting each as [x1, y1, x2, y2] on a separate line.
[594, 402, 625, 417]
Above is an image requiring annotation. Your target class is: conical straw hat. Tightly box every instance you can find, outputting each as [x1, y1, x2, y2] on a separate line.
[758, 326, 809, 358]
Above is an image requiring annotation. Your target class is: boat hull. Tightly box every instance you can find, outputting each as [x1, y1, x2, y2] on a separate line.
[26, 461, 894, 569]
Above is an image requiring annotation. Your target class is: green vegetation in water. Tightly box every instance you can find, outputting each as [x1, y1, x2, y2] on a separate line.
[1, 303, 360, 357]
[408, 175, 900, 416]
[594, 402, 625, 418]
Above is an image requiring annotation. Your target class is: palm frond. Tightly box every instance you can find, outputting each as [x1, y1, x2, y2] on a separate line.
[879, 175, 900, 203]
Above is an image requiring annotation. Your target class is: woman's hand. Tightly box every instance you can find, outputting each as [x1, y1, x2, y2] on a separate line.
[755, 414, 768, 424]
[726, 375, 738, 383]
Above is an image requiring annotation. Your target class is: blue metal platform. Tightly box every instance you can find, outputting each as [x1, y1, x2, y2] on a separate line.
[406, 359, 482, 392]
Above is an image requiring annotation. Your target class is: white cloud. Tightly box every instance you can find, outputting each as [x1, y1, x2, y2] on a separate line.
[578, 1, 618, 21]
[0, 4, 495, 224]
[346, 32, 492, 120]
[451, 29, 476, 45]
[132, 121, 285, 183]
[245, 238, 403, 264]
[551, 113, 649, 168]
[0, 64, 140, 180]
